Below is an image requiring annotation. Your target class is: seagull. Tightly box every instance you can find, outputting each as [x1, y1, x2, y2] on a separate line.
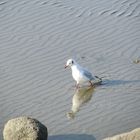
[65, 59, 102, 88]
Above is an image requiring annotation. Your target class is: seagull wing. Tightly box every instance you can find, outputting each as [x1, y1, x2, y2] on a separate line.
[82, 68, 94, 80]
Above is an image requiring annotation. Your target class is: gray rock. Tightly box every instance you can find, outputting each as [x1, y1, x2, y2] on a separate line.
[103, 128, 140, 140]
[3, 116, 48, 140]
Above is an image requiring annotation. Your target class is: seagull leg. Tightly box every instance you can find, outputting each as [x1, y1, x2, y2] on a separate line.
[76, 83, 80, 88]
[89, 81, 94, 87]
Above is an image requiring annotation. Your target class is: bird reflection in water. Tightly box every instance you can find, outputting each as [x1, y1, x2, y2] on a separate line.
[67, 86, 95, 119]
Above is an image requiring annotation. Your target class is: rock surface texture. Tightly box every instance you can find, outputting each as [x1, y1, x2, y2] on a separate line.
[3, 116, 48, 140]
[103, 128, 140, 140]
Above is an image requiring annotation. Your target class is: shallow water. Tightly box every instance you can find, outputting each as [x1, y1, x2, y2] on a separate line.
[0, 0, 140, 139]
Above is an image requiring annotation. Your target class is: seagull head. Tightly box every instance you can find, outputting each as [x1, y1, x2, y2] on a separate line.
[65, 59, 75, 68]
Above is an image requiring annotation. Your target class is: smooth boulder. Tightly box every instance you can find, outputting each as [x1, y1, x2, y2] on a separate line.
[103, 128, 140, 140]
[3, 116, 48, 140]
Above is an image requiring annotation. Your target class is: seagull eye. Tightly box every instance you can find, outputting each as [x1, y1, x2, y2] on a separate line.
[72, 61, 74, 64]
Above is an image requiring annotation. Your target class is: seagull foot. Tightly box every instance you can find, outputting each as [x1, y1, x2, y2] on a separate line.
[89, 81, 94, 87]
[76, 84, 80, 88]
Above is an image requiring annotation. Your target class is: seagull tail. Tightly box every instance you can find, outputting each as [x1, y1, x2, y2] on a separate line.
[95, 76, 102, 81]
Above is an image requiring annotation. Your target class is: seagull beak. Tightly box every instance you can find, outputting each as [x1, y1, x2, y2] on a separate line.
[65, 65, 68, 68]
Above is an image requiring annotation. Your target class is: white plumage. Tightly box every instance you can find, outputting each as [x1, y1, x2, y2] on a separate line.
[65, 59, 101, 87]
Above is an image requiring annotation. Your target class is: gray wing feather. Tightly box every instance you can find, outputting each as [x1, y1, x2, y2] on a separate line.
[82, 69, 94, 80]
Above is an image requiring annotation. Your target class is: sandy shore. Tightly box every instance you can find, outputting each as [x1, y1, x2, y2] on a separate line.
[0, 0, 140, 139]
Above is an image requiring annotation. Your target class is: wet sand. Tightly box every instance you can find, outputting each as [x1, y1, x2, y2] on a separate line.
[0, 0, 140, 139]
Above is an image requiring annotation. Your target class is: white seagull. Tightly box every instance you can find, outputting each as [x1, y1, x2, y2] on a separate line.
[65, 59, 102, 88]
